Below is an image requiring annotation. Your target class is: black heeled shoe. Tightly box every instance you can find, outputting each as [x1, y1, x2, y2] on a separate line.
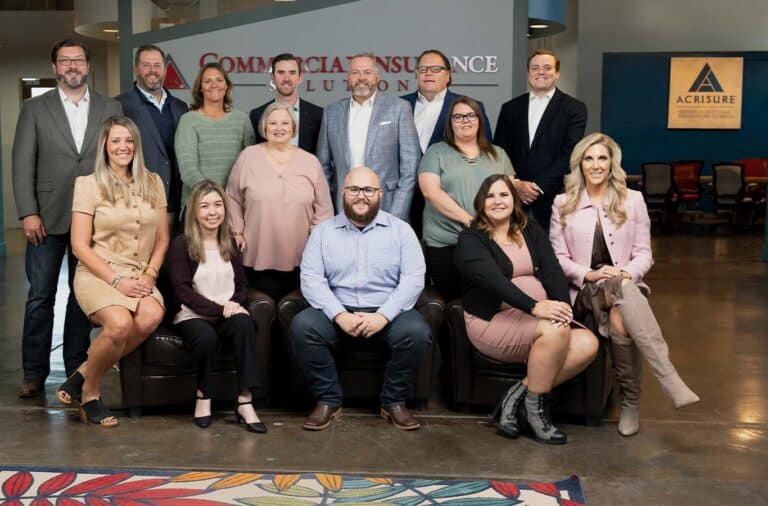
[235, 400, 267, 434]
[56, 371, 84, 406]
[79, 398, 119, 427]
[194, 394, 212, 428]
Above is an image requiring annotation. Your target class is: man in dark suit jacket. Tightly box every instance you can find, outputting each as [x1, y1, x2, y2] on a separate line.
[401, 49, 492, 234]
[494, 49, 587, 227]
[12, 39, 122, 397]
[117, 44, 188, 220]
[249, 53, 323, 154]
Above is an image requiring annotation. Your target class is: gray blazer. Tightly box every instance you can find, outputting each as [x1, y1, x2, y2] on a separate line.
[316, 93, 421, 221]
[12, 88, 122, 235]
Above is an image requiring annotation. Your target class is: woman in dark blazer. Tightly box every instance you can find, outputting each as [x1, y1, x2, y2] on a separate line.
[455, 174, 597, 444]
[166, 180, 265, 433]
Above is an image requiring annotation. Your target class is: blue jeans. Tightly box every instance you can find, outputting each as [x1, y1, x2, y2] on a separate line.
[289, 307, 431, 406]
[22, 233, 91, 380]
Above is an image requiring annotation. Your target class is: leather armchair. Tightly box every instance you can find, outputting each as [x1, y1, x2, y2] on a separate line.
[119, 287, 275, 416]
[445, 299, 613, 425]
[277, 288, 444, 409]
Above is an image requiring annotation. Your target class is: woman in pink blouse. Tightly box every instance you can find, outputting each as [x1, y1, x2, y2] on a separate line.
[550, 133, 699, 437]
[227, 102, 333, 301]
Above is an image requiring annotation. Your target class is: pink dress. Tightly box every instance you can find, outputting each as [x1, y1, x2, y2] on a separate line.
[464, 241, 547, 362]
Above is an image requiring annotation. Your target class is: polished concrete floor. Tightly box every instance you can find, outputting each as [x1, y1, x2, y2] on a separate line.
[1, 228, 767, 505]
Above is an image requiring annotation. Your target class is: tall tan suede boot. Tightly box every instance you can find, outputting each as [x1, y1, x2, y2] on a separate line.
[609, 337, 642, 436]
[617, 283, 700, 409]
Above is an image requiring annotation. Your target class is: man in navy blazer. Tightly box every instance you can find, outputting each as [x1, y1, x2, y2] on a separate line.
[316, 52, 421, 222]
[117, 44, 188, 220]
[400, 49, 492, 233]
[494, 49, 587, 227]
[249, 53, 323, 154]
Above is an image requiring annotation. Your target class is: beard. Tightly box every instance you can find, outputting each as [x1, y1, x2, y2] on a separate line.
[276, 81, 296, 97]
[57, 69, 88, 90]
[138, 74, 163, 91]
[350, 80, 375, 98]
[343, 197, 380, 226]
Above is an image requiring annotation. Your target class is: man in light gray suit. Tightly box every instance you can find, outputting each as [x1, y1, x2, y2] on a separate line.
[316, 52, 421, 222]
[12, 39, 122, 398]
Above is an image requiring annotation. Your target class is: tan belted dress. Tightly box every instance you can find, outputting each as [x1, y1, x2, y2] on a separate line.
[72, 173, 166, 316]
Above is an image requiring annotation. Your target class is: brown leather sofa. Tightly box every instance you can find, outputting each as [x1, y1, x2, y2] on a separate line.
[119, 287, 275, 416]
[445, 299, 613, 425]
[276, 288, 444, 409]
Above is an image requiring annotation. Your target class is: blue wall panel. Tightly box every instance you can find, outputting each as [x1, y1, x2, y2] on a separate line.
[601, 52, 768, 175]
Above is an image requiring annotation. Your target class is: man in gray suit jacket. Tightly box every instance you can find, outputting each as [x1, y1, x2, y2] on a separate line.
[117, 44, 188, 221]
[12, 39, 122, 397]
[316, 52, 421, 222]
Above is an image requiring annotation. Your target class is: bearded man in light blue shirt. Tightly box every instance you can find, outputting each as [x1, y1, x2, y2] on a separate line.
[291, 166, 431, 432]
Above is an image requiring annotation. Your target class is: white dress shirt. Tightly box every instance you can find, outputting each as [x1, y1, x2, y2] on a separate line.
[528, 89, 555, 147]
[290, 100, 300, 146]
[58, 86, 90, 153]
[136, 85, 167, 112]
[413, 88, 446, 153]
[348, 92, 376, 168]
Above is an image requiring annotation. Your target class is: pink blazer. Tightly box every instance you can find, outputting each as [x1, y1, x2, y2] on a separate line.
[549, 189, 653, 303]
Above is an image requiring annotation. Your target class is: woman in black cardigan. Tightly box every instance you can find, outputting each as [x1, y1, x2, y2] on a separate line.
[166, 180, 265, 433]
[455, 174, 597, 444]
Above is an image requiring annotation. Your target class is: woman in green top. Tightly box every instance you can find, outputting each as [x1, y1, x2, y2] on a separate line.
[175, 62, 255, 211]
[418, 96, 515, 301]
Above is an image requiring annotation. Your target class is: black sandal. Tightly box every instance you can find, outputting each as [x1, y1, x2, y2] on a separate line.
[79, 398, 119, 427]
[235, 401, 267, 433]
[56, 371, 84, 406]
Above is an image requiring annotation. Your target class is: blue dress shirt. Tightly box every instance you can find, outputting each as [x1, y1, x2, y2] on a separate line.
[300, 210, 425, 322]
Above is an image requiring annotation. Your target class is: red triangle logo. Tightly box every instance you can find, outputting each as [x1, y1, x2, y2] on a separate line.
[164, 54, 188, 90]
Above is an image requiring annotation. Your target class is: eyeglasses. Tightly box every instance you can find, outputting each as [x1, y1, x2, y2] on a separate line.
[344, 186, 379, 197]
[417, 65, 449, 74]
[57, 57, 87, 66]
[451, 112, 479, 123]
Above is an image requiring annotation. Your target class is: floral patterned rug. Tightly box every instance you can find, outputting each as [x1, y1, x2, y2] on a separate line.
[0, 466, 587, 505]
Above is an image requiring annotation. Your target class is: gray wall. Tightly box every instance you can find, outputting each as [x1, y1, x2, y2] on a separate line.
[578, 0, 768, 133]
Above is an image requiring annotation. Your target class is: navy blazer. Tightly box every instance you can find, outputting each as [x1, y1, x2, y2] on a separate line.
[493, 88, 587, 226]
[249, 98, 323, 154]
[401, 89, 492, 147]
[117, 86, 188, 211]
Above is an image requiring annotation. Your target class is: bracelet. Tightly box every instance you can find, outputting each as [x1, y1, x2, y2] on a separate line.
[109, 275, 122, 288]
[143, 265, 159, 280]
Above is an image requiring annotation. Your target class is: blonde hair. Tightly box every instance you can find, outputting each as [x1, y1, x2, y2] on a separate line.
[558, 132, 628, 226]
[183, 180, 235, 263]
[258, 101, 297, 139]
[93, 115, 162, 208]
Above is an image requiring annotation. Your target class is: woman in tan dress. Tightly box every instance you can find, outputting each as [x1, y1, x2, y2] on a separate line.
[56, 116, 168, 427]
[454, 174, 597, 444]
[227, 101, 332, 301]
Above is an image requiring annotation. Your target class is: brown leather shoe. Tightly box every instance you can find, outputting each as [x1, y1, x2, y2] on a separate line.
[380, 404, 420, 430]
[302, 403, 342, 431]
[19, 378, 44, 398]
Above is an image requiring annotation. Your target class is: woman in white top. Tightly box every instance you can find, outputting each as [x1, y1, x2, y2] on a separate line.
[166, 180, 265, 433]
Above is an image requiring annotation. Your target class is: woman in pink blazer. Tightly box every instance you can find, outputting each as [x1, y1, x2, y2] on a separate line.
[550, 133, 699, 437]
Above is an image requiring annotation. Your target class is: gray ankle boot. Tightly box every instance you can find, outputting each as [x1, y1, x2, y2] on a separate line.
[617, 283, 700, 409]
[520, 391, 567, 445]
[610, 338, 642, 436]
[492, 380, 527, 439]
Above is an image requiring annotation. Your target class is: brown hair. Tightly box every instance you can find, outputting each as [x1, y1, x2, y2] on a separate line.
[444, 96, 496, 160]
[134, 44, 164, 66]
[183, 180, 235, 263]
[190, 62, 233, 112]
[527, 48, 560, 71]
[470, 174, 528, 246]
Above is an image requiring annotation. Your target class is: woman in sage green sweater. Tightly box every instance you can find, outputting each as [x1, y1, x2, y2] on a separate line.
[175, 62, 255, 210]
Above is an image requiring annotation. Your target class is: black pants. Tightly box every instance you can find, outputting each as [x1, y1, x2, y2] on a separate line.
[175, 314, 260, 396]
[425, 245, 462, 302]
[246, 268, 300, 302]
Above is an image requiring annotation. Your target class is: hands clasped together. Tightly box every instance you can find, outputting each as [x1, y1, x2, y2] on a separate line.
[116, 275, 155, 299]
[335, 312, 389, 338]
[584, 265, 629, 283]
[222, 300, 249, 318]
